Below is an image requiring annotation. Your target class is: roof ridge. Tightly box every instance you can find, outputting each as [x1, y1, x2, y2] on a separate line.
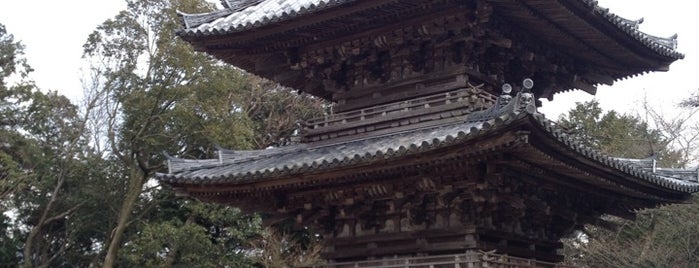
[220, 0, 266, 11]
[465, 79, 538, 123]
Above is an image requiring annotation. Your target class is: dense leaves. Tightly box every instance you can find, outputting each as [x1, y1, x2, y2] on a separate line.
[120, 201, 261, 267]
[558, 100, 682, 167]
[0, 22, 33, 202]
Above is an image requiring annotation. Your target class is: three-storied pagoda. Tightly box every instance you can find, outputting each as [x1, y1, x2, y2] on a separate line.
[159, 0, 699, 266]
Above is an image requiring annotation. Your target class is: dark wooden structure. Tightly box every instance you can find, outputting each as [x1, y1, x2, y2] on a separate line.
[160, 0, 697, 265]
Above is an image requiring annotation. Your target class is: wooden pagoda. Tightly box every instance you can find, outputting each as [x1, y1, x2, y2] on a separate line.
[159, 0, 698, 265]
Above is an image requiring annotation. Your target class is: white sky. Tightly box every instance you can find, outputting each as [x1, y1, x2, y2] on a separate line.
[0, 0, 126, 98]
[0, 0, 696, 119]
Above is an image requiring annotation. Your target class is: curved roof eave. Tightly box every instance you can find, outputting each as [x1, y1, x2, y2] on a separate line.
[158, 91, 699, 195]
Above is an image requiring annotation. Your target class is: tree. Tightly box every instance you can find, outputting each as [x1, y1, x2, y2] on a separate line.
[0, 21, 33, 203]
[119, 200, 262, 267]
[565, 198, 699, 267]
[680, 89, 699, 108]
[0, 22, 116, 267]
[643, 94, 699, 168]
[18, 91, 87, 268]
[2, 1, 327, 265]
[82, 0, 326, 266]
[0, 21, 30, 267]
[247, 227, 324, 268]
[557, 100, 682, 167]
[242, 76, 327, 148]
[82, 0, 253, 265]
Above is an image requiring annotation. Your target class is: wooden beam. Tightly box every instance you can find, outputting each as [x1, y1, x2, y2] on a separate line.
[584, 73, 615, 86]
[572, 79, 597, 94]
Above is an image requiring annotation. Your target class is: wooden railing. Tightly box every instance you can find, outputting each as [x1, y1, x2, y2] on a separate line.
[306, 88, 495, 129]
[299, 252, 575, 268]
[302, 87, 496, 142]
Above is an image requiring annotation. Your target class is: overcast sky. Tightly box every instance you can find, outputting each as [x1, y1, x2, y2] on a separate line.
[0, 0, 696, 119]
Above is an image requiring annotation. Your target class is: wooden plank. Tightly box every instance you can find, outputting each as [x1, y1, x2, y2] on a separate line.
[304, 101, 473, 137]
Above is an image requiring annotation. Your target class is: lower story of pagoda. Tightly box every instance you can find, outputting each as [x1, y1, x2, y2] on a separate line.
[167, 113, 689, 266]
[246, 155, 644, 264]
[322, 222, 563, 262]
[301, 252, 571, 268]
[284, 165, 577, 263]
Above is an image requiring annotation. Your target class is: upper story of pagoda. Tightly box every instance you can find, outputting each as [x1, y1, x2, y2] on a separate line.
[178, 0, 682, 106]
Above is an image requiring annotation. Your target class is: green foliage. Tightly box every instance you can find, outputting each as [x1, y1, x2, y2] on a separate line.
[558, 100, 682, 167]
[0, 213, 21, 267]
[0, 62, 115, 266]
[8, 90, 115, 267]
[120, 200, 260, 267]
[0, 22, 26, 265]
[0, 22, 34, 202]
[0, 22, 32, 88]
[0, 132, 32, 202]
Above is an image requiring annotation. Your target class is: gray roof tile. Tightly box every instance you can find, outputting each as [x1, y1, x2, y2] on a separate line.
[180, 0, 348, 35]
[159, 114, 495, 179]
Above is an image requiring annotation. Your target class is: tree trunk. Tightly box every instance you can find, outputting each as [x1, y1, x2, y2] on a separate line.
[102, 164, 146, 268]
[23, 175, 66, 268]
[23, 218, 40, 268]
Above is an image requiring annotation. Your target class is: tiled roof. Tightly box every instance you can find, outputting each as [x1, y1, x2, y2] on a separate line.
[584, 0, 682, 59]
[177, 0, 682, 59]
[656, 168, 699, 182]
[157, 90, 699, 194]
[161, 118, 489, 183]
[613, 157, 699, 183]
[179, 0, 349, 35]
[536, 118, 699, 193]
